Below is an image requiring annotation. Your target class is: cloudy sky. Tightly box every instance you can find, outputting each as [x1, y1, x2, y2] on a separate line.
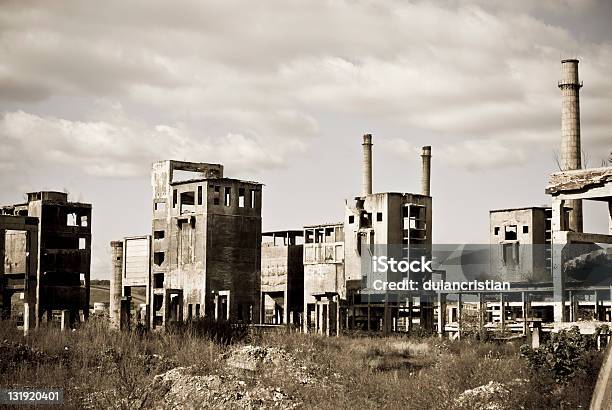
[1, 1, 611, 279]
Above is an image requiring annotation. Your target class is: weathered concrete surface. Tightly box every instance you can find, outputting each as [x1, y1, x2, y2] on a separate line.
[150, 160, 262, 327]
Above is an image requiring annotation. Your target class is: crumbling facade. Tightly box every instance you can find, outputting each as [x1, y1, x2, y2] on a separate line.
[261, 230, 304, 325]
[110, 236, 151, 329]
[489, 207, 552, 283]
[303, 223, 345, 335]
[150, 160, 262, 327]
[547, 167, 612, 322]
[1, 191, 91, 327]
[0, 215, 38, 329]
[302, 135, 434, 335]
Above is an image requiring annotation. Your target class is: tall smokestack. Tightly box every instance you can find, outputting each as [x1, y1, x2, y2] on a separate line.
[559, 59, 583, 232]
[110, 240, 123, 329]
[362, 134, 373, 196]
[421, 146, 431, 196]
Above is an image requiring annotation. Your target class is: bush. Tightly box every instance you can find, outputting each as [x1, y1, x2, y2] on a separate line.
[520, 326, 602, 383]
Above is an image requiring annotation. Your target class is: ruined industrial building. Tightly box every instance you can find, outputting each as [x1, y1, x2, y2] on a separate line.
[1, 59, 610, 345]
[1, 191, 92, 330]
[110, 160, 263, 330]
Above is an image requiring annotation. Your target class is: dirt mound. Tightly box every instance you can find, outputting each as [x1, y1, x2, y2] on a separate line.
[454, 381, 511, 410]
[137, 366, 299, 409]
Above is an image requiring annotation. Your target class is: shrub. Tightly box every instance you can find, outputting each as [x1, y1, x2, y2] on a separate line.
[520, 326, 602, 383]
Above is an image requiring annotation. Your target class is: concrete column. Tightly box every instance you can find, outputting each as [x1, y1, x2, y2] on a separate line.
[478, 293, 485, 333]
[362, 134, 373, 196]
[61, 309, 70, 331]
[23, 303, 29, 336]
[522, 292, 528, 336]
[457, 294, 462, 340]
[421, 146, 432, 196]
[109, 240, 124, 329]
[336, 296, 341, 337]
[499, 293, 505, 332]
[552, 201, 568, 323]
[558, 59, 583, 232]
[437, 291, 446, 338]
[120, 297, 130, 331]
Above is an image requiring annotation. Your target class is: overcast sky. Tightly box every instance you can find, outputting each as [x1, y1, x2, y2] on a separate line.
[1, 1, 611, 279]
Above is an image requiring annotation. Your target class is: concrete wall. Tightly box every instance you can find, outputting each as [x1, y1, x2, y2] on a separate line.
[489, 208, 551, 282]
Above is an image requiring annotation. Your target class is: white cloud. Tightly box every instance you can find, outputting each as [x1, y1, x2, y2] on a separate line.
[0, 109, 308, 177]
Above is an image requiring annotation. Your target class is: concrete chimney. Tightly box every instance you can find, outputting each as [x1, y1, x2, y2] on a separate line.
[421, 146, 431, 196]
[559, 59, 583, 232]
[362, 134, 373, 196]
[109, 240, 123, 329]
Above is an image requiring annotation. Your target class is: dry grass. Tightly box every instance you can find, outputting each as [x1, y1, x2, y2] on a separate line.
[0, 319, 599, 409]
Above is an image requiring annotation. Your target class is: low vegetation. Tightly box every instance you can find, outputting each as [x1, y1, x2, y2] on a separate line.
[0, 318, 602, 409]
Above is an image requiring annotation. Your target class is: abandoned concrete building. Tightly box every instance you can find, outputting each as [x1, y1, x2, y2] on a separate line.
[0, 215, 38, 329]
[302, 223, 345, 335]
[111, 160, 263, 329]
[261, 230, 304, 325]
[301, 136, 434, 336]
[110, 235, 151, 329]
[458, 59, 612, 338]
[489, 207, 552, 283]
[1, 191, 92, 329]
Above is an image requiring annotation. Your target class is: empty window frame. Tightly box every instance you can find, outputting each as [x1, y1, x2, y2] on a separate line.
[224, 187, 231, 206]
[153, 273, 164, 288]
[195, 304, 201, 317]
[67, 213, 78, 226]
[172, 189, 178, 208]
[502, 243, 519, 267]
[213, 186, 220, 205]
[348, 215, 355, 224]
[154, 252, 165, 266]
[238, 188, 245, 208]
[180, 191, 195, 214]
[79, 238, 86, 250]
[250, 189, 256, 208]
[197, 186, 203, 205]
[376, 212, 383, 222]
[80, 215, 88, 227]
[494, 226, 500, 235]
[154, 230, 165, 240]
[522, 225, 529, 234]
[504, 225, 517, 241]
[154, 201, 166, 212]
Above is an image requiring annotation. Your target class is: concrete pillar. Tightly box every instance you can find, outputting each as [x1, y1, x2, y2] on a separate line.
[110, 240, 124, 329]
[421, 146, 432, 196]
[120, 297, 130, 331]
[531, 324, 540, 349]
[499, 293, 505, 332]
[23, 303, 29, 336]
[478, 292, 485, 333]
[61, 309, 70, 331]
[558, 59, 583, 232]
[362, 134, 373, 196]
[521, 292, 531, 336]
[437, 291, 446, 338]
[457, 294, 462, 340]
[336, 296, 341, 337]
[552, 201, 568, 323]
